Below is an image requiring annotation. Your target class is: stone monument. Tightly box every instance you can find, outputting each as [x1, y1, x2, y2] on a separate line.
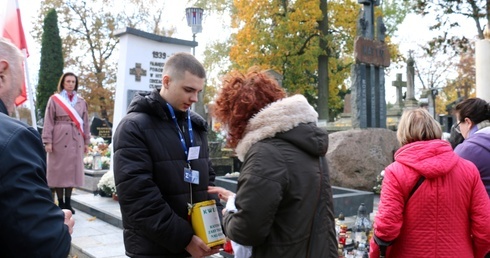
[419, 87, 438, 118]
[404, 52, 418, 109]
[327, 94, 354, 132]
[391, 73, 406, 111]
[90, 116, 112, 144]
[386, 74, 406, 130]
[112, 27, 197, 132]
[476, 23, 490, 101]
[351, 0, 390, 129]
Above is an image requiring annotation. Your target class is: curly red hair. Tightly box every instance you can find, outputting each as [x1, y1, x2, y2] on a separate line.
[213, 68, 286, 148]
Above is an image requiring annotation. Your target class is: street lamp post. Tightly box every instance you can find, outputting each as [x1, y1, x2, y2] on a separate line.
[185, 7, 206, 117]
[185, 7, 204, 56]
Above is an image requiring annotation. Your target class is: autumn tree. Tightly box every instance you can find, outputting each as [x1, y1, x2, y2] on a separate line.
[36, 8, 63, 123]
[414, 0, 489, 54]
[193, 0, 409, 121]
[435, 46, 476, 115]
[413, 0, 486, 114]
[34, 0, 176, 122]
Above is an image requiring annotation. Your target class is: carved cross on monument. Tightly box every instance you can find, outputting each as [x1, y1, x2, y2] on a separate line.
[129, 63, 147, 82]
[391, 73, 406, 108]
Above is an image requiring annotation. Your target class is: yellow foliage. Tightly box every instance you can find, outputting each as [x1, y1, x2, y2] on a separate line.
[227, 0, 402, 119]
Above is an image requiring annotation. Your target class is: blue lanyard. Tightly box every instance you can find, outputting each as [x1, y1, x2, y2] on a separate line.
[166, 103, 194, 163]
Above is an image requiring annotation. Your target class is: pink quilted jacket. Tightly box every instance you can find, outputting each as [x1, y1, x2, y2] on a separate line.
[370, 140, 490, 258]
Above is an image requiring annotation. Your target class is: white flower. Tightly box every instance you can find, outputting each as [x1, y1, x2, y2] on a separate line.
[101, 156, 111, 169]
[97, 170, 116, 195]
[83, 156, 93, 164]
[95, 137, 105, 145]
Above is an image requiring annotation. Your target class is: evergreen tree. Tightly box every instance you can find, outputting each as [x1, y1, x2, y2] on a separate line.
[36, 8, 63, 122]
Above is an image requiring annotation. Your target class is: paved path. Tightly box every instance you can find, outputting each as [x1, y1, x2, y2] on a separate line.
[70, 189, 223, 258]
[70, 188, 379, 257]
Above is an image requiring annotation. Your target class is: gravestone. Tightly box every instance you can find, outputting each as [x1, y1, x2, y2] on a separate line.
[214, 176, 374, 217]
[112, 27, 197, 132]
[439, 115, 454, 134]
[386, 74, 406, 130]
[90, 116, 112, 144]
[209, 142, 234, 176]
[419, 88, 438, 118]
[326, 94, 353, 132]
[404, 52, 418, 109]
[343, 93, 352, 114]
[391, 73, 406, 110]
[351, 1, 390, 129]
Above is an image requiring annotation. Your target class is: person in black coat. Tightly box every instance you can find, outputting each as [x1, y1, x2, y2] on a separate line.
[113, 52, 222, 258]
[209, 68, 338, 257]
[0, 37, 74, 257]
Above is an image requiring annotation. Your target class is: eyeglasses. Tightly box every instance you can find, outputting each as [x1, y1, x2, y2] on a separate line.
[454, 121, 463, 134]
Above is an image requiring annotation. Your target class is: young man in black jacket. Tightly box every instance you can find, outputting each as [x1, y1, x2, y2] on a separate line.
[113, 52, 222, 258]
[0, 37, 74, 257]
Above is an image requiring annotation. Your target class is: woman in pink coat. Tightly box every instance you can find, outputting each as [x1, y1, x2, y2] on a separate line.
[370, 108, 490, 258]
[42, 72, 90, 214]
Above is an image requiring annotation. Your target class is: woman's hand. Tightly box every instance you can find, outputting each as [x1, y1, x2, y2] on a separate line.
[208, 186, 235, 202]
[45, 143, 52, 153]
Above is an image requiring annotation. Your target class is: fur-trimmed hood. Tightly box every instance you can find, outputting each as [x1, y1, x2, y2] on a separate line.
[235, 94, 328, 161]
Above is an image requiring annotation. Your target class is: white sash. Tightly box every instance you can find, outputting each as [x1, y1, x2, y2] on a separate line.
[52, 93, 84, 135]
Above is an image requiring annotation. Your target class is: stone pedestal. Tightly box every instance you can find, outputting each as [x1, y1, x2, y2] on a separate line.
[476, 39, 490, 101]
[80, 169, 109, 192]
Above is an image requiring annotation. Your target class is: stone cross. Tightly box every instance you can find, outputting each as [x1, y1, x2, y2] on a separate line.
[129, 63, 147, 82]
[391, 73, 406, 108]
[357, 0, 380, 40]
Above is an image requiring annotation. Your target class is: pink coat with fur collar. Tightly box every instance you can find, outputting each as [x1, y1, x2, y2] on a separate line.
[370, 139, 490, 258]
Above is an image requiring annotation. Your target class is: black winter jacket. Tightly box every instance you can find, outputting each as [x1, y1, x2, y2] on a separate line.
[224, 95, 338, 258]
[0, 100, 72, 257]
[113, 90, 222, 258]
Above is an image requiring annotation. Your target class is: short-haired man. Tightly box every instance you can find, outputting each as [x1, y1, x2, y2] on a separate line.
[114, 52, 222, 257]
[0, 37, 74, 257]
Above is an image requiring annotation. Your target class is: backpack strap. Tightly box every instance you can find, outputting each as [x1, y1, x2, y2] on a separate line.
[375, 176, 425, 257]
[408, 176, 425, 199]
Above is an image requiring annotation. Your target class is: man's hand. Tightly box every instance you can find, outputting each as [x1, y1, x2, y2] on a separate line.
[185, 235, 220, 258]
[62, 209, 75, 235]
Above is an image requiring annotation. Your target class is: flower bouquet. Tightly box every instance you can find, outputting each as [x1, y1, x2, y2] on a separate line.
[97, 170, 116, 197]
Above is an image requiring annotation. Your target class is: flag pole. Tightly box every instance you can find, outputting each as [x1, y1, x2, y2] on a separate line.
[23, 49, 37, 127]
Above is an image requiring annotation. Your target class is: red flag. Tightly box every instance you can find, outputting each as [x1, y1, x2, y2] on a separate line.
[2, 0, 29, 106]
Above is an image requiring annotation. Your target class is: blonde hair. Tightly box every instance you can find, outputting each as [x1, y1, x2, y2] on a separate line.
[397, 108, 442, 146]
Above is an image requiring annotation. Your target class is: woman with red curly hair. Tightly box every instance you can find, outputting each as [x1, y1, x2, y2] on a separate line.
[208, 68, 338, 257]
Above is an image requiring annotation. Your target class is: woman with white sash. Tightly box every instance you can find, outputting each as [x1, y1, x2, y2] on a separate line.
[42, 72, 90, 214]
